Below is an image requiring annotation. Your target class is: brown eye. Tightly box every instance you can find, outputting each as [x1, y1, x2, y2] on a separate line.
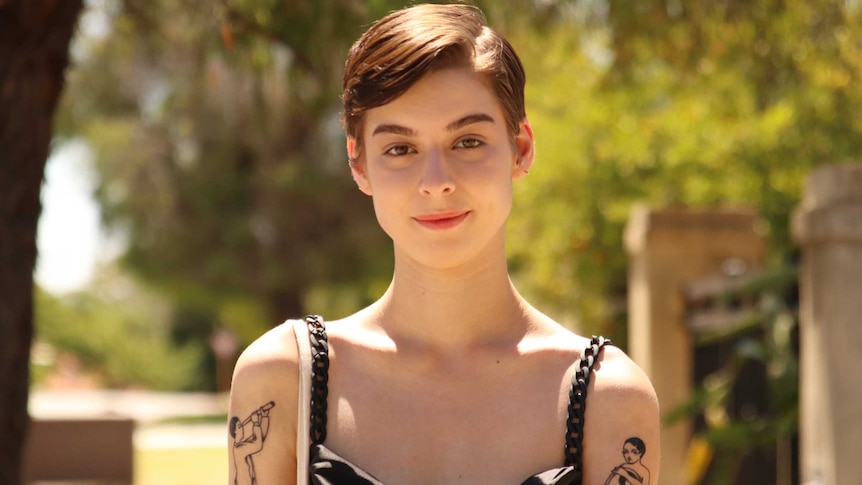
[385, 145, 414, 156]
[454, 137, 483, 149]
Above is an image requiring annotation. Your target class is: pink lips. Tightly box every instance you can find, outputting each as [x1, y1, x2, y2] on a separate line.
[413, 211, 470, 230]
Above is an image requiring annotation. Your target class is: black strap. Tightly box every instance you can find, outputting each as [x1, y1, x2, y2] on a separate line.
[306, 315, 329, 445]
[564, 335, 611, 471]
[306, 314, 610, 471]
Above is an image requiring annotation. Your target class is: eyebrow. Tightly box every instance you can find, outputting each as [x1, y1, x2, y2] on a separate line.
[446, 113, 495, 131]
[371, 124, 415, 137]
[370, 113, 496, 137]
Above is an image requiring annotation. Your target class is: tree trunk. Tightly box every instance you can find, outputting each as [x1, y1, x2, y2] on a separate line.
[0, 1, 83, 483]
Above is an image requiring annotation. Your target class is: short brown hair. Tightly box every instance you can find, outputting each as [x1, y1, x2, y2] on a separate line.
[342, 4, 526, 155]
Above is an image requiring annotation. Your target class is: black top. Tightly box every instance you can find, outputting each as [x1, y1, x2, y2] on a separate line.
[303, 315, 610, 485]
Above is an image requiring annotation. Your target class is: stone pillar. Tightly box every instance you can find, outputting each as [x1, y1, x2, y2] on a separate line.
[792, 164, 862, 485]
[624, 207, 765, 485]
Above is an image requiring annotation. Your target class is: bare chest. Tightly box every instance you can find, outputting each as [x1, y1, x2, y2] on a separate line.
[320, 348, 578, 484]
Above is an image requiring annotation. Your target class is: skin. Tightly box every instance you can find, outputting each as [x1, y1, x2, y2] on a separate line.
[228, 67, 660, 485]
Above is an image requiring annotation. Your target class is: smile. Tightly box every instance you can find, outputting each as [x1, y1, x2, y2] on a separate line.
[413, 211, 470, 230]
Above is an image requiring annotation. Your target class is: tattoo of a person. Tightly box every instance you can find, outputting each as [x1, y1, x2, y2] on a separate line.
[230, 401, 275, 485]
[604, 437, 650, 485]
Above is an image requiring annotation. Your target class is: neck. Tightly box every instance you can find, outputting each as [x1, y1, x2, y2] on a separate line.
[367, 241, 530, 353]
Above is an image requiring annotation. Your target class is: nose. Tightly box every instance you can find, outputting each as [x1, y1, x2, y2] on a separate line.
[419, 150, 455, 196]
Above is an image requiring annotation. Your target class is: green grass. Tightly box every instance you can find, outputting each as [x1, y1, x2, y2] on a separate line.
[135, 447, 227, 485]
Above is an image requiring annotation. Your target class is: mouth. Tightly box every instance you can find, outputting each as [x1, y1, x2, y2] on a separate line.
[413, 211, 470, 230]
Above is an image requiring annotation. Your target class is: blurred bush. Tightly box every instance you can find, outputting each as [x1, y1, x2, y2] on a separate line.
[33, 273, 204, 391]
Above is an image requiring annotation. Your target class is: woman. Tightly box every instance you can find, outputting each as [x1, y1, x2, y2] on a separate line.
[228, 4, 659, 485]
[604, 438, 651, 485]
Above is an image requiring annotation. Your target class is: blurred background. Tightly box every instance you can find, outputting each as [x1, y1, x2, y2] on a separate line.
[7, 0, 862, 483]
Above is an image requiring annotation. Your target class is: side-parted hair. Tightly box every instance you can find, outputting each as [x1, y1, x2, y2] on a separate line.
[341, 3, 526, 156]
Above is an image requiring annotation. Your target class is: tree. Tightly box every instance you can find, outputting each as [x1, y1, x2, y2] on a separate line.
[0, 0, 83, 482]
[506, 0, 862, 336]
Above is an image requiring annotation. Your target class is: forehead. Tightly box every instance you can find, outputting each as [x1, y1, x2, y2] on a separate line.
[362, 67, 504, 134]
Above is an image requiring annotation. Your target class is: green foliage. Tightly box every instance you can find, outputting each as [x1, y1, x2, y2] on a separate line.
[506, 0, 862, 331]
[33, 280, 203, 390]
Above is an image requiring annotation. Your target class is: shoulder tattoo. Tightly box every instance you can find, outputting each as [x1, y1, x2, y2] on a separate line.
[604, 437, 650, 485]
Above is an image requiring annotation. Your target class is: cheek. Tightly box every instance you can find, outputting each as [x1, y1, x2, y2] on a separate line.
[371, 204, 392, 238]
[474, 171, 513, 210]
[480, 170, 514, 210]
[370, 187, 394, 221]
[367, 177, 407, 238]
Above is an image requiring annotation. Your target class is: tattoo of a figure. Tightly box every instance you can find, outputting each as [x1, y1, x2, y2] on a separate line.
[230, 401, 275, 485]
[604, 437, 650, 485]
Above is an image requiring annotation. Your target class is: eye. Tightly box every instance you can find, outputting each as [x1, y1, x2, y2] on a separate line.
[384, 144, 415, 156]
[454, 137, 484, 149]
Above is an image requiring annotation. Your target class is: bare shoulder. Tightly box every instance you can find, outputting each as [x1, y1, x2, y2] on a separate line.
[231, 320, 301, 402]
[227, 320, 302, 485]
[234, 321, 301, 369]
[582, 344, 660, 485]
[591, 344, 657, 404]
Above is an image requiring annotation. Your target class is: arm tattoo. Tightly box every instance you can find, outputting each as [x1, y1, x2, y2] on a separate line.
[230, 401, 275, 485]
[605, 437, 650, 485]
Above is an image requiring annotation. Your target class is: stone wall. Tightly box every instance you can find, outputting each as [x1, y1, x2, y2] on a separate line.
[793, 163, 862, 485]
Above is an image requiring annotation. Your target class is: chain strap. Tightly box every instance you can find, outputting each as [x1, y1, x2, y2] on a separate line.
[306, 315, 330, 446]
[564, 335, 611, 470]
[305, 314, 608, 468]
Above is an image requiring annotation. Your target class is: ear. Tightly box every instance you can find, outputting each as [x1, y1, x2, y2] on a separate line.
[511, 119, 535, 181]
[347, 137, 373, 196]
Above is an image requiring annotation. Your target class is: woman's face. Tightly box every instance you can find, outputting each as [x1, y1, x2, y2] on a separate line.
[350, 67, 533, 270]
[622, 442, 641, 464]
